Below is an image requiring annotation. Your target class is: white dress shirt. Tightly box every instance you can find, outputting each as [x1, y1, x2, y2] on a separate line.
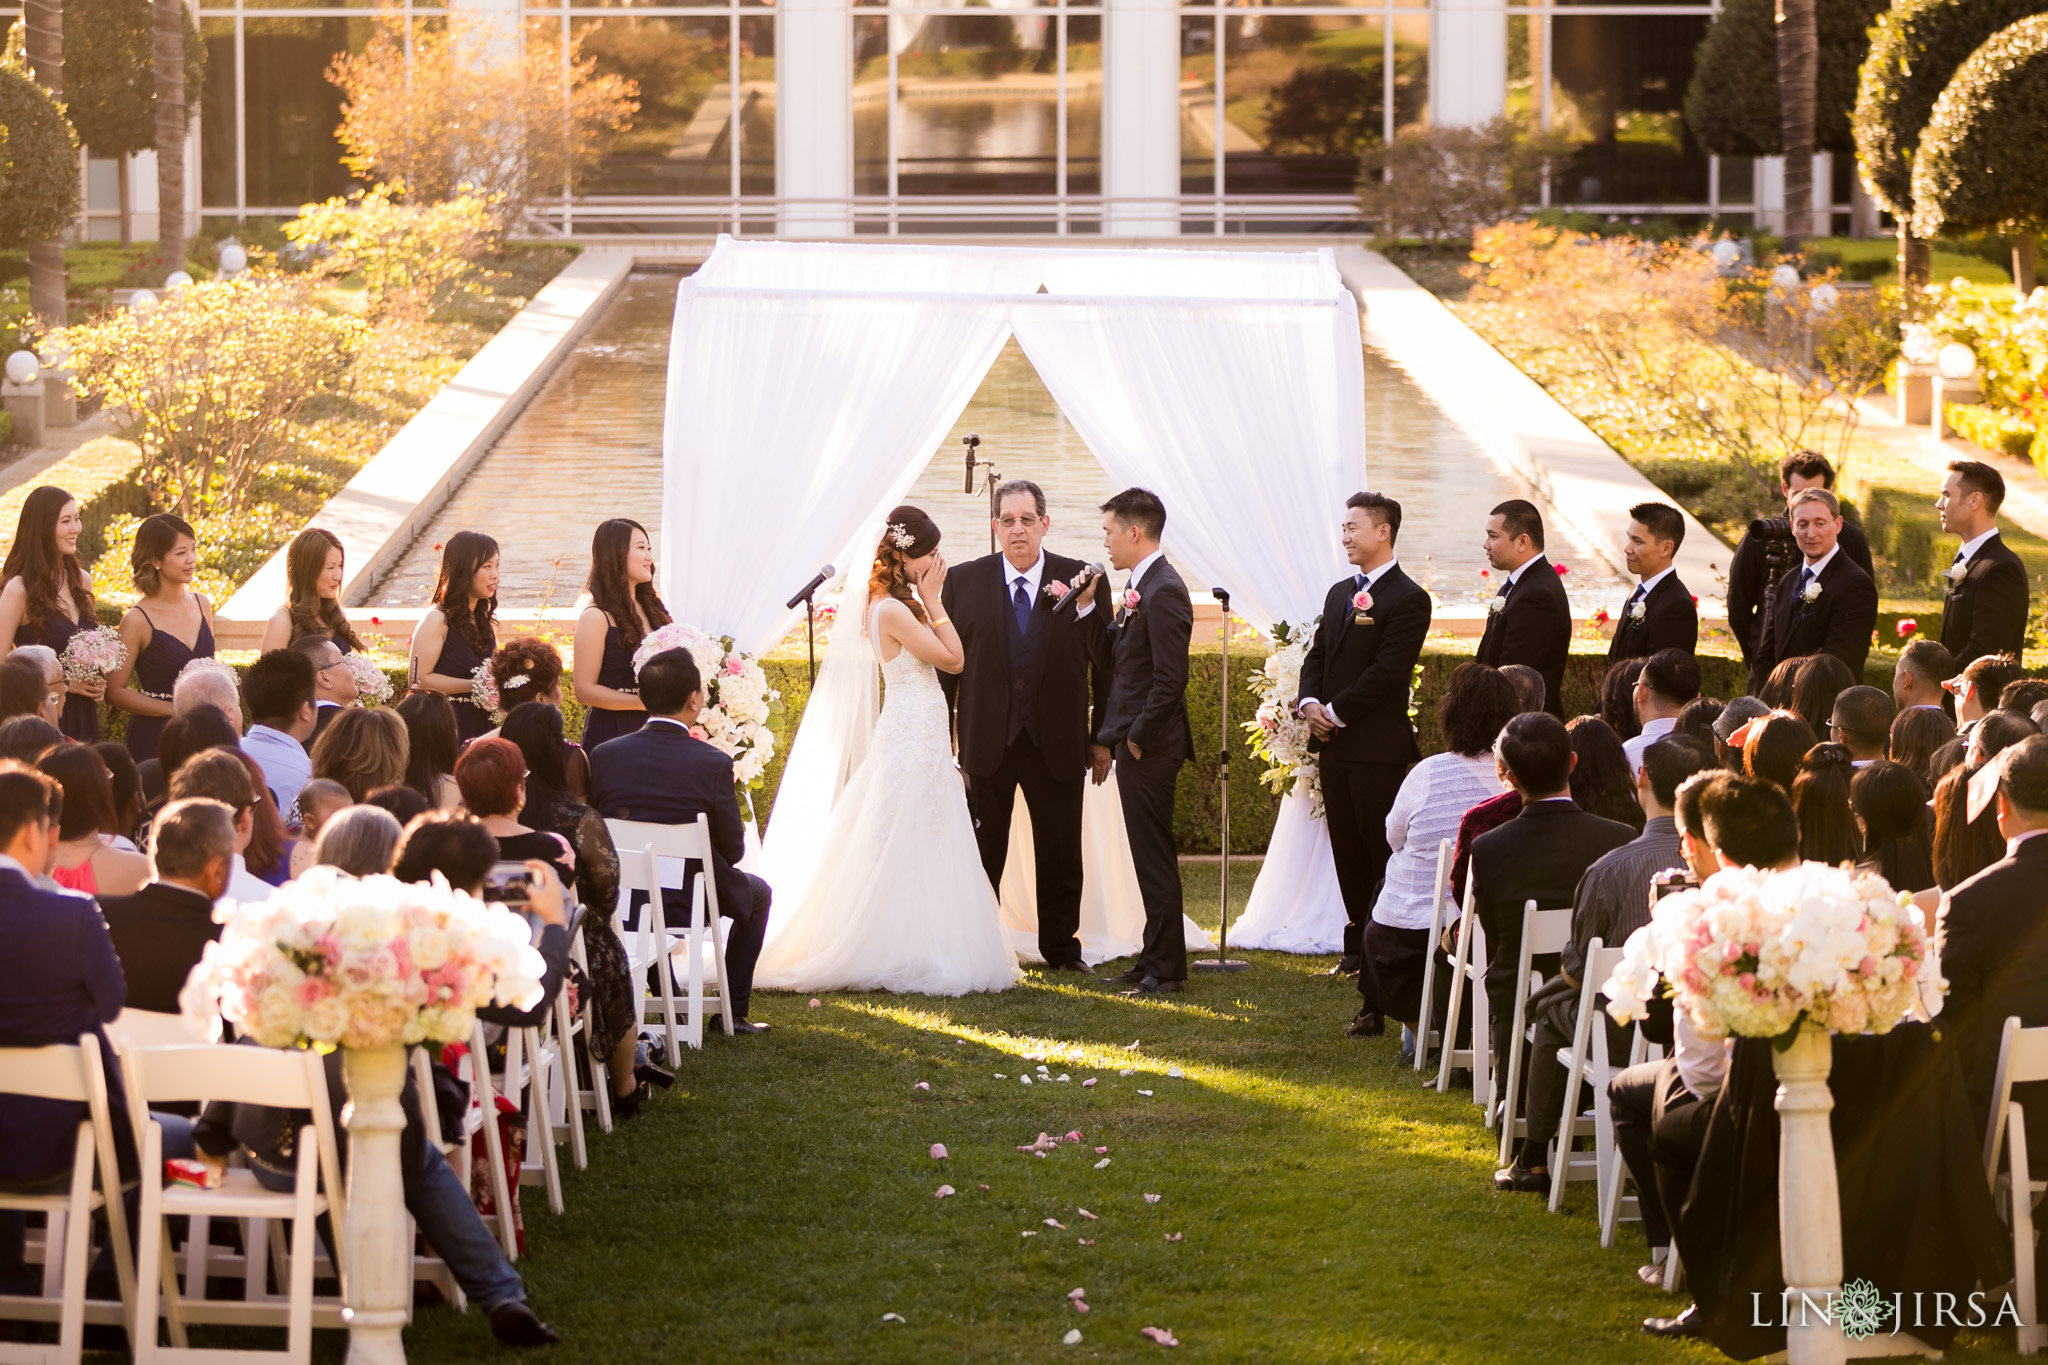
[1004, 552, 1046, 613]
[1076, 548, 1163, 621]
[1300, 558, 1400, 727]
[1621, 564, 1675, 620]
[1797, 542, 1841, 584]
[1622, 716, 1677, 778]
[243, 724, 312, 819]
[222, 854, 272, 910]
[1955, 527, 2000, 569]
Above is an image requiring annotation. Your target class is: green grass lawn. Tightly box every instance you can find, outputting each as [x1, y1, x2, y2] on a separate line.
[388, 863, 2028, 1364]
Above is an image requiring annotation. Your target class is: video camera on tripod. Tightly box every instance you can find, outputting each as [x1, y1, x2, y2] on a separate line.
[1746, 514, 1804, 600]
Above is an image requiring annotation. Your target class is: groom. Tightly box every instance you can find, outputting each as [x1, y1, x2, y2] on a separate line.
[1081, 488, 1193, 996]
[940, 480, 1105, 972]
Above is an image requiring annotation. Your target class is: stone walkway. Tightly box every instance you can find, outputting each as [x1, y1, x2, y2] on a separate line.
[0, 408, 116, 500]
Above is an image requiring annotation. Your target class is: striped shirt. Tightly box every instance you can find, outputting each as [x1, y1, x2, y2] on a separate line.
[1562, 815, 1685, 983]
[1371, 752, 1508, 931]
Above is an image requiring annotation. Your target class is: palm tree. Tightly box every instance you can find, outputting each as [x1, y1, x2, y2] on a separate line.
[1775, 0, 1817, 244]
[152, 0, 183, 278]
[22, 0, 64, 326]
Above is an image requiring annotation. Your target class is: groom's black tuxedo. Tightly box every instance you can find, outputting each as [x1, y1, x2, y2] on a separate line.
[941, 550, 1105, 968]
[1084, 554, 1193, 984]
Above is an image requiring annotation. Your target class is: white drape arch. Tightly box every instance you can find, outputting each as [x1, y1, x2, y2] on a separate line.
[660, 236, 1363, 955]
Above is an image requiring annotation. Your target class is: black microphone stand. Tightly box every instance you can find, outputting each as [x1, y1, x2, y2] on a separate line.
[962, 433, 1000, 554]
[1193, 586, 1250, 973]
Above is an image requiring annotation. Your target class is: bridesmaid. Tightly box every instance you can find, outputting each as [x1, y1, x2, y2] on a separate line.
[409, 531, 500, 742]
[260, 527, 365, 653]
[107, 513, 215, 763]
[0, 485, 106, 741]
[573, 518, 670, 751]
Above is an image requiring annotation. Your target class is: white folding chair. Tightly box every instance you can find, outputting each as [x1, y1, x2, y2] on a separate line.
[1435, 879, 1490, 1109]
[405, 1050, 466, 1313]
[1985, 1015, 2048, 1355]
[0, 1036, 135, 1365]
[1412, 840, 1454, 1073]
[1497, 899, 1574, 1167]
[106, 1010, 208, 1051]
[564, 920, 614, 1137]
[469, 1023, 522, 1262]
[499, 1023, 565, 1216]
[117, 1043, 347, 1365]
[544, 969, 590, 1172]
[1548, 940, 1651, 1215]
[606, 816, 735, 1057]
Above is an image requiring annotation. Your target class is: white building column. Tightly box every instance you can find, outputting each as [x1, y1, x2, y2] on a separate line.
[1102, 0, 1178, 237]
[779, 0, 854, 237]
[1431, 0, 1505, 127]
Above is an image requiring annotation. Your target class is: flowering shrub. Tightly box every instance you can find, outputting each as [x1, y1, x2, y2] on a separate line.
[179, 866, 546, 1049]
[1242, 619, 1322, 819]
[282, 184, 502, 322]
[632, 623, 783, 787]
[1602, 862, 1941, 1042]
[1923, 280, 2048, 420]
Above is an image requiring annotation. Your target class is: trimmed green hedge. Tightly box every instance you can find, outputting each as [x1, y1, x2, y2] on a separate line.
[1946, 402, 2037, 459]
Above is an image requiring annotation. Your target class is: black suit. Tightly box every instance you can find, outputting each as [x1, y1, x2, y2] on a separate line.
[1940, 836, 2048, 1163]
[1939, 532, 2029, 671]
[1606, 571, 1698, 662]
[1468, 799, 1636, 1081]
[940, 551, 1105, 967]
[1296, 563, 1431, 964]
[1084, 556, 1193, 983]
[588, 718, 770, 1017]
[101, 881, 221, 1015]
[1475, 556, 1572, 717]
[310, 701, 342, 744]
[1727, 518, 1873, 662]
[1747, 547, 1879, 695]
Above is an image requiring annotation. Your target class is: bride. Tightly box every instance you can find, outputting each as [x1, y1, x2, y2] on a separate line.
[753, 505, 1021, 996]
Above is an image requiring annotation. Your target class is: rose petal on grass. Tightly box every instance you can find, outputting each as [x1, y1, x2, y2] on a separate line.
[979, 1184, 990, 1190]
[1068, 1287, 1087, 1300]
[1044, 1219, 1066, 1230]
[1164, 1232, 1182, 1242]
[1078, 1208, 1098, 1219]
[930, 1144, 949, 1160]
[1021, 1230, 1038, 1238]
[1021, 1076, 1034, 1086]
[1138, 1089, 1154, 1096]
[915, 1082, 930, 1091]
[1037, 1065, 1050, 1074]
[1140, 1327, 1180, 1347]
[1083, 1078, 1098, 1088]
[1119, 1068, 1136, 1077]
[881, 1312, 905, 1323]
[995, 1073, 1008, 1079]
[1144, 1193, 1161, 1204]
[809, 999, 822, 1008]
[934, 1185, 955, 1199]
[1066, 1131, 1083, 1142]
[1125, 1040, 1141, 1050]
[1095, 1146, 1108, 1154]
[1093, 1158, 1111, 1169]
[1057, 1074, 1070, 1083]
[1063, 1329, 1084, 1345]
[1167, 1067, 1184, 1079]
[955, 1040, 967, 1046]
[1075, 1302, 1091, 1314]
[1077, 1238, 1095, 1246]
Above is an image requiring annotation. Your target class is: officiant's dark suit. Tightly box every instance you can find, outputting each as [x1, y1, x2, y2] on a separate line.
[1084, 550, 1194, 987]
[1606, 572, 1698, 662]
[589, 717, 770, 1021]
[1747, 549, 1878, 696]
[1938, 530, 2029, 671]
[940, 546, 1105, 968]
[1475, 556, 1572, 717]
[1296, 560, 1430, 971]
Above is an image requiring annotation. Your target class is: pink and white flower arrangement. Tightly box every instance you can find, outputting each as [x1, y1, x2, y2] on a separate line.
[1241, 619, 1323, 820]
[631, 622, 784, 787]
[1602, 862, 1942, 1042]
[179, 867, 547, 1050]
[1123, 589, 1141, 612]
[60, 626, 124, 683]
[470, 661, 499, 717]
[343, 653, 393, 705]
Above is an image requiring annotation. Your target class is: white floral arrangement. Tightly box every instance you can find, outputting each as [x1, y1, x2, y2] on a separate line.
[1602, 863, 1942, 1043]
[470, 660, 499, 718]
[179, 867, 547, 1050]
[342, 653, 392, 705]
[631, 622, 785, 788]
[59, 626, 125, 683]
[1242, 618, 1323, 820]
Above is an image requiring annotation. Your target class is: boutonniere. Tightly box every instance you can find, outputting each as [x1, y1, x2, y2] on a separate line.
[1617, 599, 1637, 624]
[1350, 587, 1375, 625]
[1123, 589, 1141, 612]
[1946, 561, 1970, 587]
[1801, 578, 1824, 605]
[1044, 580, 1070, 604]
[1487, 596, 1506, 616]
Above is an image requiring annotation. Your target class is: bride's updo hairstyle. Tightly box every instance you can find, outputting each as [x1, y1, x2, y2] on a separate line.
[869, 504, 941, 625]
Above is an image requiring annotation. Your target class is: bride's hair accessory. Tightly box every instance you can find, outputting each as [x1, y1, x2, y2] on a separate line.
[502, 673, 531, 692]
[887, 523, 916, 551]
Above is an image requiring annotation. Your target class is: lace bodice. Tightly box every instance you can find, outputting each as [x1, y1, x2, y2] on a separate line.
[870, 601, 951, 768]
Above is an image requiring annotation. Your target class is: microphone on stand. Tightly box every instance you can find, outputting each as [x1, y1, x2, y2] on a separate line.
[784, 565, 835, 612]
[1053, 562, 1108, 616]
[962, 433, 981, 494]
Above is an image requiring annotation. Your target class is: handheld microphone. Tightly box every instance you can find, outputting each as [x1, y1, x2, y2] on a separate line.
[784, 564, 835, 611]
[1053, 562, 1107, 616]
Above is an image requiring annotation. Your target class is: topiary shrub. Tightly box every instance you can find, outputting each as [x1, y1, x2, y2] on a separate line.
[0, 65, 80, 247]
[1687, 0, 1885, 155]
[1909, 14, 2048, 240]
[1945, 401, 2037, 457]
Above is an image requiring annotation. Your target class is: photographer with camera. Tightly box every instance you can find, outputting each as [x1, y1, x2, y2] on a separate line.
[1747, 488, 1879, 695]
[1725, 453, 1874, 664]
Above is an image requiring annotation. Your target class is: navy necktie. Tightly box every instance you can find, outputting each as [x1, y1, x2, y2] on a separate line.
[1012, 579, 1031, 634]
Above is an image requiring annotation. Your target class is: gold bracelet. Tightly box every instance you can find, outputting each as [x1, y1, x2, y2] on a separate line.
[930, 616, 952, 628]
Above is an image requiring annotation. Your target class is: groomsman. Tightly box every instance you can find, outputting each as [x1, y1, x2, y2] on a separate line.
[1935, 460, 2030, 671]
[1475, 500, 1571, 717]
[1081, 488, 1193, 996]
[940, 480, 1104, 972]
[1725, 451, 1875, 663]
[1608, 502, 1698, 662]
[1748, 488, 1878, 696]
[1295, 493, 1432, 1001]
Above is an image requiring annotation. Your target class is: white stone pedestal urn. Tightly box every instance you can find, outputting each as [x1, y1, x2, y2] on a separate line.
[342, 1044, 410, 1365]
[1773, 1020, 1848, 1365]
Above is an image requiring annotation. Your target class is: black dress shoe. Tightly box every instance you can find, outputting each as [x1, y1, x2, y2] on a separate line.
[1641, 1306, 1703, 1338]
[489, 1299, 561, 1347]
[1396, 1046, 1416, 1067]
[1101, 966, 1146, 985]
[1042, 960, 1093, 974]
[1121, 977, 1183, 995]
[1493, 1161, 1550, 1195]
[612, 1079, 650, 1120]
[635, 1062, 675, 1090]
[1426, 1067, 1473, 1090]
[1327, 955, 1362, 976]
[1344, 1011, 1385, 1038]
[711, 1016, 771, 1035]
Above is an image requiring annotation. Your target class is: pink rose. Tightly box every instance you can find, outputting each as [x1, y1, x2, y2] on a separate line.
[1124, 589, 1141, 611]
[723, 656, 745, 676]
[689, 725, 709, 741]
[1047, 580, 1070, 600]
[1351, 589, 1373, 612]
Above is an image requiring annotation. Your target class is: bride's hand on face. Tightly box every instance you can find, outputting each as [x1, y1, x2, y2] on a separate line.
[916, 551, 949, 606]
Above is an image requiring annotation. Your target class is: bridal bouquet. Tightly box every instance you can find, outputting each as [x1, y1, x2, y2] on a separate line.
[470, 661, 500, 718]
[1602, 862, 1942, 1043]
[179, 866, 547, 1050]
[632, 622, 784, 788]
[59, 625, 124, 683]
[342, 653, 393, 704]
[1243, 618, 1323, 820]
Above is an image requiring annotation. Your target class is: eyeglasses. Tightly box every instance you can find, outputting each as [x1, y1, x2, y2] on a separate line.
[44, 691, 62, 709]
[996, 515, 1042, 531]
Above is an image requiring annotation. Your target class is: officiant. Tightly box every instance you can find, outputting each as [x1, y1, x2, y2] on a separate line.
[940, 481, 1106, 972]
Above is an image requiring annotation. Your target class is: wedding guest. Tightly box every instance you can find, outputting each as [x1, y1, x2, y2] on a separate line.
[1889, 704, 1958, 789]
[1477, 713, 1637, 1194]
[1758, 657, 1803, 710]
[1624, 649, 1700, 776]
[1297, 492, 1432, 984]
[1725, 451, 1875, 663]
[1673, 696, 1724, 749]
[1447, 669, 1551, 900]
[1851, 761, 1935, 893]
[240, 649, 319, 819]
[288, 779, 354, 878]
[0, 486, 104, 741]
[941, 480, 1109, 975]
[1790, 742, 1859, 866]
[1894, 638, 1956, 716]
[574, 518, 670, 752]
[1788, 653, 1855, 736]
[1567, 717, 1644, 832]
[289, 635, 356, 744]
[1359, 663, 1515, 1046]
[167, 748, 274, 905]
[1929, 738, 1967, 788]
[311, 706, 407, 803]
[488, 637, 588, 798]
[1599, 658, 1645, 741]
[1608, 501, 1698, 661]
[1969, 705, 2038, 768]
[2001, 679, 2048, 718]
[228, 749, 293, 885]
[1499, 665, 1546, 716]
[1935, 758, 2008, 893]
[15, 645, 67, 731]
[0, 716, 61, 766]
[1476, 500, 1571, 718]
[136, 665, 246, 806]
[93, 744, 144, 849]
[312, 804, 403, 877]
[0, 652, 55, 726]
[1828, 685, 1893, 764]
[455, 738, 574, 885]
[396, 692, 461, 810]
[99, 799, 235, 1012]
[589, 647, 771, 1033]
[154, 707, 239, 804]
[1935, 460, 2029, 669]
[1748, 489, 1878, 696]
[258, 527, 365, 655]
[1740, 710, 1817, 791]
[1516, 735, 1714, 1189]
[364, 783, 431, 828]
[1948, 652, 2022, 741]
[107, 513, 215, 764]
[409, 531, 500, 742]
[37, 744, 148, 896]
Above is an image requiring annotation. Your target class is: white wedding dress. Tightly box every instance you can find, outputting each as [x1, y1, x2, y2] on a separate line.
[753, 602, 1021, 996]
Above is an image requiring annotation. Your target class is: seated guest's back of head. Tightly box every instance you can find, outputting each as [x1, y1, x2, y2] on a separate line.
[2000, 678, 2048, 718]
[1641, 734, 1716, 811]
[296, 777, 352, 840]
[167, 750, 255, 858]
[100, 798, 242, 1013]
[1760, 657, 1804, 710]
[1961, 653, 2025, 713]
[364, 782, 430, 828]
[393, 809, 498, 894]
[396, 691, 459, 802]
[1711, 696, 1771, 769]
[1565, 715, 1644, 829]
[455, 737, 526, 819]
[1674, 696, 1724, 747]
[1743, 710, 1817, 792]
[242, 648, 317, 731]
[1695, 771, 1799, 870]
[1640, 649, 1702, 713]
[93, 742, 143, 843]
[1890, 705, 1959, 789]
[1851, 760, 1934, 892]
[1790, 742, 1859, 866]
[174, 661, 243, 733]
[311, 706, 408, 803]
[36, 744, 117, 844]
[1599, 658, 1645, 740]
[0, 653, 50, 721]
[1436, 664, 1520, 757]
[149, 798, 237, 887]
[1934, 761, 2007, 889]
[1829, 685, 1894, 760]
[0, 715, 61, 764]
[160, 708, 240, 785]
[1896, 638, 1955, 699]
[1973, 709, 2039, 766]
[1499, 664, 1547, 717]
[313, 804, 404, 877]
[1789, 654, 1855, 735]
[1496, 711, 1574, 794]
